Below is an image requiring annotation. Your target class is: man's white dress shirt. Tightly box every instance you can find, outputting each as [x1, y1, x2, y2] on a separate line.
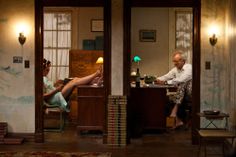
[157, 63, 192, 85]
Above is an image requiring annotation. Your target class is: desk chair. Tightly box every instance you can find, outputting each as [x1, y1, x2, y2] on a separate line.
[43, 88, 73, 132]
[43, 102, 66, 132]
[198, 129, 236, 157]
[165, 91, 192, 129]
[178, 94, 192, 129]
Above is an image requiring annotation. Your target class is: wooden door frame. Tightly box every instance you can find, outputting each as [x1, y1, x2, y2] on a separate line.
[123, 0, 201, 144]
[35, 0, 111, 143]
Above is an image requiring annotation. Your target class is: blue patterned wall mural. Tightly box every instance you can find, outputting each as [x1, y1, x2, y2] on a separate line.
[0, 0, 35, 133]
[201, 0, 236, 131]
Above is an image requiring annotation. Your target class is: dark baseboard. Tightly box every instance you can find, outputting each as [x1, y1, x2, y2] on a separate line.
[7, 132, 35, 142]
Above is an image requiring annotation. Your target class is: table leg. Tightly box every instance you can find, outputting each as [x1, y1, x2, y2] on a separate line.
[198, 137, 201, 157]
[204, 139, 206, 157]
[204, 120, 218, 128]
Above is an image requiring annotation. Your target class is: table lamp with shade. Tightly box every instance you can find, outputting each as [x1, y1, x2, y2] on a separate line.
[95, 57, 104, 86]
[96, 57, 103, 64]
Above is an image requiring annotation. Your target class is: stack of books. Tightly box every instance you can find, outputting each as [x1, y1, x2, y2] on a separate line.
[0, 122, 24, 144]
[0, 122, 7, 144]
[107, 95, 127, 146]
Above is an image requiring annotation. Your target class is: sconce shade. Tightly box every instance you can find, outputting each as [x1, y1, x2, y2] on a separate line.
[209, 34, 217, 46]
[18, 32, 26, 45]
[96, 57, 103, 64]
[133, 55, 141, 63]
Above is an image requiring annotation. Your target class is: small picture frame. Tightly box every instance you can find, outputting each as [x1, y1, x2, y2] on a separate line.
[13, 56, 23, 63]
[139, 30, 156, 42]
[91, 19, 104, 32]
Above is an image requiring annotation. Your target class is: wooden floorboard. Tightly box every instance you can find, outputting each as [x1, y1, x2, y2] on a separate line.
[0, 124, 201, 157]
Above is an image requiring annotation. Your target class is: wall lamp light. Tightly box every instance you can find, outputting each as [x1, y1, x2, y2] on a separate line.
[209, 34, 217, 46]
[18, 32, 26, 45]
[208, 24, 220, 47]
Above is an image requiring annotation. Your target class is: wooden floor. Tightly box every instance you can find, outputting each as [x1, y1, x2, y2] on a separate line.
[0, 124, 206, 157]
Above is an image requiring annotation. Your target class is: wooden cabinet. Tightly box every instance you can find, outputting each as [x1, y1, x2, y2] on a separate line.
[69, 50, 103, 78]
[69, 49, 104, 128]
[77, 85, 105, 133]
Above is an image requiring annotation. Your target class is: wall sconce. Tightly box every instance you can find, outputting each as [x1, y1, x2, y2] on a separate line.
[208, 24, 220, 47]
[209, 34, 217, 46]
[18, 32, 26, 45]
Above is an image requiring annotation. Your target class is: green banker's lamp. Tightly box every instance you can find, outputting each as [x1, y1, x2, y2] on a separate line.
[133, 55, 141, 64]
[132, 55, 142, 87]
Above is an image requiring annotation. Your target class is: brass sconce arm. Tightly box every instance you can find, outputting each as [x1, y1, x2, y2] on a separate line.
[18, 32, 26, 45]
[209, 34, 217, 46]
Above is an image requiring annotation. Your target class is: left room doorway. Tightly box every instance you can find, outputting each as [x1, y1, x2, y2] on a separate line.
[35, 0, 111, 143]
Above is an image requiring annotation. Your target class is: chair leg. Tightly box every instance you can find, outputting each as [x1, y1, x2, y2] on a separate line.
[198, 136, 202, 157]
[204, 139, 207, 157]
[222, 141, 225, 157]
[44, 109, 65, 132]
[59, 111, 66, 132]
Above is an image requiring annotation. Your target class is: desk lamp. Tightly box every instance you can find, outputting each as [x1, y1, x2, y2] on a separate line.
[132, 55, 141, 87]
[96, 57, 103, 64]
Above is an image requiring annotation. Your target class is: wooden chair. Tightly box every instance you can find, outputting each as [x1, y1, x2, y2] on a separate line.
[43, 85, 73, 132]
[198, 129, 236, 157]
[43, 102, 66, 132]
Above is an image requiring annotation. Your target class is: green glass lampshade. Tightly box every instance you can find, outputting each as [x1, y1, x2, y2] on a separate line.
[133, 55, 141, 63]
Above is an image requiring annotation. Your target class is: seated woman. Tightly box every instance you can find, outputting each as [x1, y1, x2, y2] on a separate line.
[43, 59, 102, 112]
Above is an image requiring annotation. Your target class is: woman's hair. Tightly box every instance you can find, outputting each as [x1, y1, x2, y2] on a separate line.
[43, 58, 51, 69]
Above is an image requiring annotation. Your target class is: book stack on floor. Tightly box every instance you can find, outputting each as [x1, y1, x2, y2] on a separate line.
[107, 95, 127, 146]
[0, 122, 24, 144]
[0, 122, 7, 144]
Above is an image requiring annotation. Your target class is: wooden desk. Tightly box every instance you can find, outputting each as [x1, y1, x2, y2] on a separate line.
[129, 85, 176, 137]
[76, 85, 105, 134]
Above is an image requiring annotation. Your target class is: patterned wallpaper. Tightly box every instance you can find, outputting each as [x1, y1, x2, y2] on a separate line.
[0, 0, 35, 132]
[201, 0, 236, 132]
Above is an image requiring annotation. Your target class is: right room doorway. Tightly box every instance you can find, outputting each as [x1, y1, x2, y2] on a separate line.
[124, 0, 201, 145]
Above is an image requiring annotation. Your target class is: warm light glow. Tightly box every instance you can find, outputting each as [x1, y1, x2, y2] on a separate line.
[207, 23, 221, 46]
[207, 24, 220, 37]
[15, 22, 30, 37]
[96, 57, 103, 64]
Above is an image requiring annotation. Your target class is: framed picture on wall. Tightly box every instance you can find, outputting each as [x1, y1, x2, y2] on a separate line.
[91, 19, 104, 32]
[139, 30, 156, 42]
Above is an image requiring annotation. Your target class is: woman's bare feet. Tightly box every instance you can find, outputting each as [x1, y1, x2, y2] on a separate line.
[96, 66, 103, 77]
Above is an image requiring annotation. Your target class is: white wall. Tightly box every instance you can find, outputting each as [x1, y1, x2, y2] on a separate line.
[131, 8, 169, 77]
[111, 0, 124, 95]
[77, 7, 103, 49]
